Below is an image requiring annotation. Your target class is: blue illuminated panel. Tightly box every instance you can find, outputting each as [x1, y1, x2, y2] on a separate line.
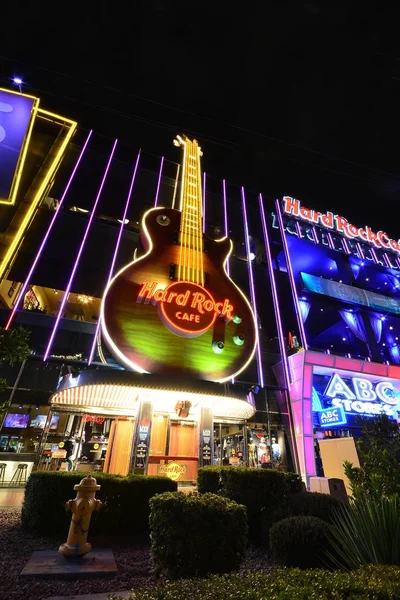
[301, 272, 400, 316]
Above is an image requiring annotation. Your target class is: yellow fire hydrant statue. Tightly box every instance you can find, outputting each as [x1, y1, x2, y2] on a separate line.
[59, 475, 102, 557]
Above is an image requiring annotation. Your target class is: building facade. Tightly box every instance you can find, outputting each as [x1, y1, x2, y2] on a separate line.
[1, 87, 398, 487]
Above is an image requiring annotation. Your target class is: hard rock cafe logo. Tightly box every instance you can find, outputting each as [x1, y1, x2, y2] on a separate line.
[136, 280, 234, 337]
[158, 461, 187, 481]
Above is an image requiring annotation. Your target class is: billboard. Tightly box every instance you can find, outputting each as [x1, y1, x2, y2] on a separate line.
[0, 88, 38, 204]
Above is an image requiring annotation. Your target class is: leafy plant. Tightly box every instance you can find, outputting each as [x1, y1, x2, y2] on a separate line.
[149, 491, 247, 579]
[0, 326, 31, 365]
[117, 565, 400, 600]
[344, 416, 400, 501]
[327, 495, 400, 569]
[270, 516, 332, 568]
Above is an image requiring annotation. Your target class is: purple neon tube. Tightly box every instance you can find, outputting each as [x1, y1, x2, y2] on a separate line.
[88, 149, 141, 365]
[43, 139, 118, 362]
[222, 179, 230, 277]
[5, 130, 93, 331]
[154, 156, 164, 207]
[202, 172, 206, 233]
[241, 186, 264, 388]
[258, 194, 291, 387]
[275, 198, 308, 350]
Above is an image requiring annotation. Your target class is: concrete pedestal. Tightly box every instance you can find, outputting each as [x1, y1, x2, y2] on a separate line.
[20, 549, 117, 578]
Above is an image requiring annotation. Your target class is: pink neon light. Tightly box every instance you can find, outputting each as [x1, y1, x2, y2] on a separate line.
[356, 242, 365, 260]
[222, 179, 230, 276]
[275, 199, 308, 350]
[222, 179, 234, 385]
[43, 139, 118, 361]
[88, 149, 141, 364]
[5, 130, 93, 331]
[259, 193, 291, 387]
[326, 231, 335, 250]
[154, 156, 164, 207]
[241, 187, 264, 388]
[202, 172, 206, 233]
[304, 436, 316, 476]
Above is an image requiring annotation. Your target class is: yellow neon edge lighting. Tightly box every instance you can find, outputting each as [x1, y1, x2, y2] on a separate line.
[100, 209, 258, 384]
[0, 87, 40, 206]
[0, 110, 77, 281]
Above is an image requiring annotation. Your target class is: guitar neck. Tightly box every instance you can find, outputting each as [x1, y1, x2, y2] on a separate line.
[175, 136, 205, 284]
[178, 137, 204, 250]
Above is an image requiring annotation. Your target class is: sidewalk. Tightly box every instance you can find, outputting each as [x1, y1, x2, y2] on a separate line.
[0, 486, 25, 507]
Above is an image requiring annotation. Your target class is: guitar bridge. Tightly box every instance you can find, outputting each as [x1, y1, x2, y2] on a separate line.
[169, 264, 208, 284]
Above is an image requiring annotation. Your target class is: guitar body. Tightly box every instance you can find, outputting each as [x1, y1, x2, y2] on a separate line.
[101, 207, 257, 382]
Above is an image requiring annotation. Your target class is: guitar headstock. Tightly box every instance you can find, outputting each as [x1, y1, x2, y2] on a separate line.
[173, 134, 203, 156]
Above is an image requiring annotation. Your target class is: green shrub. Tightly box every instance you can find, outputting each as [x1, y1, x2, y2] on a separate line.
[149, 491, 247, 578]
[197, 466, 223, 494]
[328, 495, 400, 569]
[218, 467, 291, 545]
[270, 516, 331, 568]
[117, 565, 400, 600]
[285, 491, 343, 523]
[281, 471, 304, 494]
[21, 471, 177, 536]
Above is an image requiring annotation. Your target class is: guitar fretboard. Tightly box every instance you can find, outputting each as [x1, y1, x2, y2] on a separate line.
[174, 135, 204, 285]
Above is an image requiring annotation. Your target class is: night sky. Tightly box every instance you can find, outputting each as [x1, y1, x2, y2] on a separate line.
[1, 4, 400, 235]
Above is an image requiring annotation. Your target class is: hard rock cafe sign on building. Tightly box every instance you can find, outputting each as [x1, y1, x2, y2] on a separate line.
[50, 135, 257, 482]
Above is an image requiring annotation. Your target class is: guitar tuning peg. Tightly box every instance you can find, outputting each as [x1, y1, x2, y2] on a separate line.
[173, 139, 180, 147]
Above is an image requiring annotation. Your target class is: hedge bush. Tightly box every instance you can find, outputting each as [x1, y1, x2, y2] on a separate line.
[270, 516, 331, 569]
[149, 491, 247, 579]
[197, 466, 222, 495]
[199, 467, 301, 545]
[21, 471, 177, 536]
[285, 491, 343, 523]
[120, 565, 400, 600]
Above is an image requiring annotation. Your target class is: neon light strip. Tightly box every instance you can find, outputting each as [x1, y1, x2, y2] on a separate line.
[202, 171, 206, 233]
[154, 156, 164, 207]
[356, 242, 365, 260]
[326, 231, 335, 250]
[222, 179, 230, 276]
[0, 114, 77, 281]
[5, 130, 93, 331]
[222, 179, 234, 384]
[241, 187, 264, 387]
[275, 198, 308, 350]
[295, 221, 302, 238]
[342, 236, 351, 254]
[259, 194, 291, 386]
[311, 226, 319, 244]
[43, 139, 118, 361]
[383, 253, 392, 269]
[88, 149, 141, 364]
[370, 246, 379, 264]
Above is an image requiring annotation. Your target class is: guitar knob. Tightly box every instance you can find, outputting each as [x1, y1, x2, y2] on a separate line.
[156, 215, 171, 226]
[233, 334, 245, 346]
[212, 341, 224, 354]
[232, 314, 242, 324]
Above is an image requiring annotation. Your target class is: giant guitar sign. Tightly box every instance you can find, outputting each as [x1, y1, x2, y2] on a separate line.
[101, 135, 257, 381]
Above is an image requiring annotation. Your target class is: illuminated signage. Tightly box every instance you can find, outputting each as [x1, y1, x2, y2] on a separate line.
[158, 461, 187, 481]
[137, 280, 234, 337]
[324, 373, 399, 419]
[318, 406, 347, 427]
[0, 88, 37, 204]
[283, 196, 400, 254]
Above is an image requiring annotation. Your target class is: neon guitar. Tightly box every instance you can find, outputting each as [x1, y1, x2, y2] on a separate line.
[101, 135, 257, 382]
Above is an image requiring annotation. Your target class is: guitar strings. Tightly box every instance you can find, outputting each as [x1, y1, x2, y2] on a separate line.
[177, 138, 185, 282]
